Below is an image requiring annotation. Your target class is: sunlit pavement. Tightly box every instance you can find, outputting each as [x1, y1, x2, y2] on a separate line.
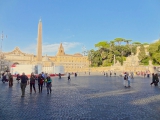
[0, 75, 160, 120]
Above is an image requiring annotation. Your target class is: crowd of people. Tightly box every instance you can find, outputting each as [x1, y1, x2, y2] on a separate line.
[1, 72, 52, 97]
[1, 70, 159, 97]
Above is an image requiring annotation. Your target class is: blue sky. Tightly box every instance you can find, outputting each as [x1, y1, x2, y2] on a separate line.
[0, 0, 160, 56]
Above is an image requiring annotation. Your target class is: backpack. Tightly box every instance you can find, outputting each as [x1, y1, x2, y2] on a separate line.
[40, 77, 43, 84]
[124, 75, 127, 80]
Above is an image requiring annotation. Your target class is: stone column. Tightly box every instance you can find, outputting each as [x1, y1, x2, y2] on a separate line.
[37, 19, 42, 61]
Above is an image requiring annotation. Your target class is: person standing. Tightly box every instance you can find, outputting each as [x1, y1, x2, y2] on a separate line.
[20, 73, 29, 97]
[75, 73, 77, 77]
[110, 71, 112, 77]
[128, 75, 131, 87]
[46, 75, 52, 94]
[42, 72, 46, 86]
[131, 72, 134, 79]
[16, 74, 21, 83]
[106, 72, 108, 77]
[30, 73, 36, 94]
[6, 72, 9, 82]
[8, 73, 13, 87]
[38, 74, 44, 93]
[68, 73, 71, 80]
[59, 73, 61, 79]
[124, 72, 128, 87]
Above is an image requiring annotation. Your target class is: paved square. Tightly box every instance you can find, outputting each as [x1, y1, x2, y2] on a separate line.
[0, 75, 160, 120]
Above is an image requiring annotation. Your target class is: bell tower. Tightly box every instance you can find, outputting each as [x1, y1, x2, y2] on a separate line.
[57, 43, 65, 56]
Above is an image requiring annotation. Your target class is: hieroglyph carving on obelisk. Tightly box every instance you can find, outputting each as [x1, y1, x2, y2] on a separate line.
[37, 19, 42, 61]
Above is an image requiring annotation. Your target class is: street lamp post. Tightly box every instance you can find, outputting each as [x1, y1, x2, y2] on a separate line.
[0, 31, 7, 72]
[81, 46, 87, 72]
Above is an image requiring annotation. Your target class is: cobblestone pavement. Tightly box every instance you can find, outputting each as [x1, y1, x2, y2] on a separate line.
[0, 75, 160, 120]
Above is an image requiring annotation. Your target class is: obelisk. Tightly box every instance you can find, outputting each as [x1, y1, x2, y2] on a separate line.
[37, 19, 42, 61]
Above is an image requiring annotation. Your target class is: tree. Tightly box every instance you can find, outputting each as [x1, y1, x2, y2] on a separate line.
[143, 43, 149, 45]
[124, 39, 132, 45]
[148, 40, 160, 65]
[95, 41, 110, 49]
[114, 38, 124, 46]
[132, 42, 141, 46]
[138, 45, 148, 65]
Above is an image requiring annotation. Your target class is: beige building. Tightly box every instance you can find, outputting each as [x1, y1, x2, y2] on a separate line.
[3, 20, 89, 72]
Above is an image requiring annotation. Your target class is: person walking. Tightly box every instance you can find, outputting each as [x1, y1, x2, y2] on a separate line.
[2, 73, 6, 83]
[154, 73, 159, 86]
[46, 75, 52, 94]
[30, 73, 36, 94]
[20, 73, 29, 97]
[150, 73, 156, 85]
[8, 73, 13, 87]
[38, 74, 44, 93]
[68, 73, 71, 80]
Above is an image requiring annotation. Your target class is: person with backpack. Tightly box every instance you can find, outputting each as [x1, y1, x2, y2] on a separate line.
[30, 73, 36, 94]
[38, 74, 44, 93]
[20, 73, 29, 97]
[46, 75, 52, 94]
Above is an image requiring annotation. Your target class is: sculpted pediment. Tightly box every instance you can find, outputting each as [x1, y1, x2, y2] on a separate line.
[4, 47, 33, 56]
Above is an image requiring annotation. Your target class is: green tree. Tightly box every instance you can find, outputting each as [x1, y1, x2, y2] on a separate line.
[114, 38, 124, 46]
[138, 45, 148, 65]
[132, 42, 141, 46]
[148, 40, 160, 65]
[95, 41, 110, 49]
[143, 43, 149, 45]
[124, 39, 132, 45]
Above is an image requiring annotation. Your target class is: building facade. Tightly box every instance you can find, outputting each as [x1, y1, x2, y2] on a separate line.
[3, 20, 89, 73]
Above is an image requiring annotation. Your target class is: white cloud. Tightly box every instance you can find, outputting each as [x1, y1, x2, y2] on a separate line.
[22, 42, 81, 56]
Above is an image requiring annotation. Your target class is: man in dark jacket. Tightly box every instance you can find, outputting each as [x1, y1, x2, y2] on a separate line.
[20, 72, 29, 97]
[38, 74, 44, 93]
